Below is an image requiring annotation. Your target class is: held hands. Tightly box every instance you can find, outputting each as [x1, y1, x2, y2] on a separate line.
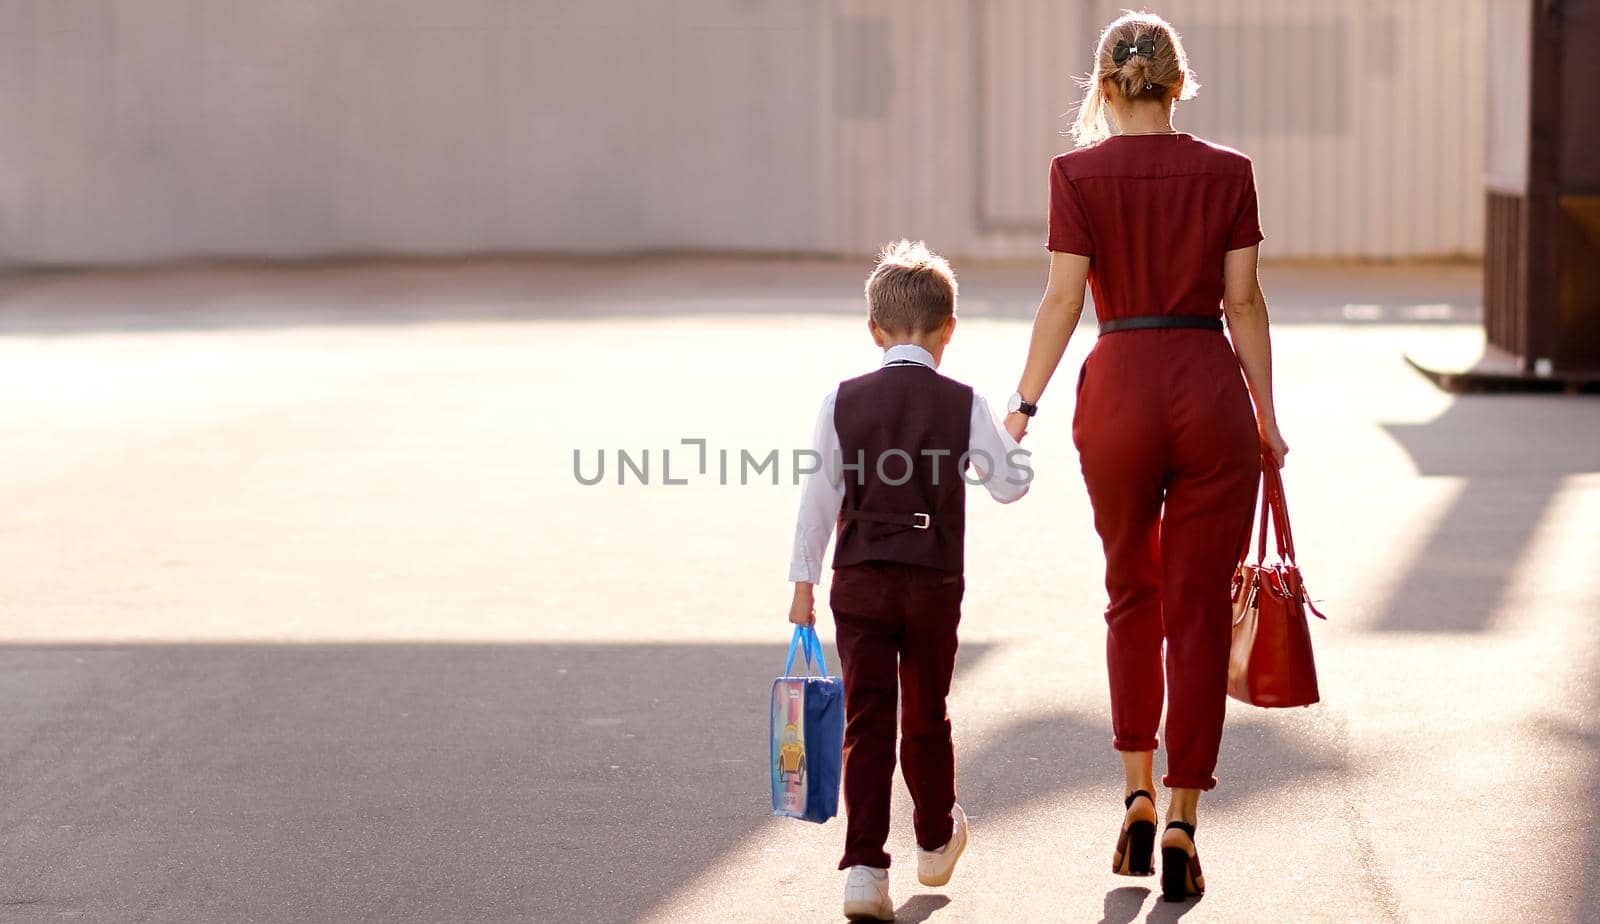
[788, 583, 817, 627]
[1259, 418, 1289, 468]
[1003, 411, 1030, 443]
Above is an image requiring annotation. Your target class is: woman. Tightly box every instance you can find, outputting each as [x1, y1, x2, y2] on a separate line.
[1002, 12, 1288, 903]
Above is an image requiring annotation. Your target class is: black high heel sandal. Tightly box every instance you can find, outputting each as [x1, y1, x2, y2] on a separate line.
[1112, 789, 1156, 877]
[1161, 821, 1205, 902]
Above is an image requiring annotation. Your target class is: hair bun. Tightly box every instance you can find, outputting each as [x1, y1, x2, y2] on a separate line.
[1071, 13, 1201, 146]
[1117, 55, 1160, 97]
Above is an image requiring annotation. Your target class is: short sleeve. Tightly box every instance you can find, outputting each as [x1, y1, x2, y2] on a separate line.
[1046, 159, 1094, 256]
[1226, 165, 1265, 251]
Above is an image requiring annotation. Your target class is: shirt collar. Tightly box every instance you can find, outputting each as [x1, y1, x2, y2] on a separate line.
[880, 343, 936, 369]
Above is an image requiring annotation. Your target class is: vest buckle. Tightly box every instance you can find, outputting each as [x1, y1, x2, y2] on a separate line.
[912, 513, 931, 530]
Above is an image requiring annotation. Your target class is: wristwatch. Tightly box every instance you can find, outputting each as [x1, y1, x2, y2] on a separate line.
[1007, 392, 1038, 417]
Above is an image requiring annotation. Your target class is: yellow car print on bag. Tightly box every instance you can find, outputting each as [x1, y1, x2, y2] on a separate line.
[775, 722, 806, 781]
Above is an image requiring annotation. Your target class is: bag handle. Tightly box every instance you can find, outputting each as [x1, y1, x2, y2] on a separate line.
[1253, 454, 1297, 566]
[1246, 454, 1327, 619]
[784, 625, 830, 678]
[1263, 458, 1297, 563]
[1253, 466, 1270, 564]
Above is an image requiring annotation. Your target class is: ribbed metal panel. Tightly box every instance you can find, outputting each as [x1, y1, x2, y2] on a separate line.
[976, 0, 1091, 233]
[821, 0, 975, 258]
[823, 0, 1488, 260]
[0, 0, 1488, 263]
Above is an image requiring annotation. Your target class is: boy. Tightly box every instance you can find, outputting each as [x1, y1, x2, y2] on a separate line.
[787, 240, 1032, 920]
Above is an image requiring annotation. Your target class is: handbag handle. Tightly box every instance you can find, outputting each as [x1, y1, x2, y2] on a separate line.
[1253, 454, 1297, 565]
[784, 624, 831, 677]
[1260, 455, 1326, 619]
[1263, 458, 1297, 563]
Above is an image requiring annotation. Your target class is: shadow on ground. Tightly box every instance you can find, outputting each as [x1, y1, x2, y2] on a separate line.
[0, 641, 998, 923]
[1379, 393, 1600, 632]
[0, 640, 1349, 922]
[939, 701, 1343, 922]
[957, 704, 1343, 827]
[895, 893, 950, 922]
[1101, 884, 1212, 923]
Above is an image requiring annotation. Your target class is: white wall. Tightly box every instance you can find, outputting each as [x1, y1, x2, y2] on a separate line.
[0, 1, 826, 264]
[0, 1, 1485, 265]
[825, 0, 1488, 260]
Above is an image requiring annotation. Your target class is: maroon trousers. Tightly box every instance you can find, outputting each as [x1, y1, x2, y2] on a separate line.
[1071, 330, 1260, 791]
[829, 561, 964, 870]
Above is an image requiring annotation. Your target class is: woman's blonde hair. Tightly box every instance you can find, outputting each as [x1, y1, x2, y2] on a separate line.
[1071, 11, 1199, 147]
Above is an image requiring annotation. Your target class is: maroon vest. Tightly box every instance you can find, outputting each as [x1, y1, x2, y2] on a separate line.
[832, 364, 973, 574]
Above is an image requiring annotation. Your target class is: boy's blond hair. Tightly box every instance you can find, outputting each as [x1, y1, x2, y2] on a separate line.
[864, 240, 957, 335]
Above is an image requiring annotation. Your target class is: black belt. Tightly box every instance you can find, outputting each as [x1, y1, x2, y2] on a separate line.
[841, 509, 963, 530]
[1098, 315, 1224, 335]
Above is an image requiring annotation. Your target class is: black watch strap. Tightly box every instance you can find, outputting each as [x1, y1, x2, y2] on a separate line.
[1017, 399, 1038, 417]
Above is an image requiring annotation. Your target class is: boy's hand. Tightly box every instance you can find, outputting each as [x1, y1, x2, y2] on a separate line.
[1004, 411, 1029, 442]
[788, 583, 816, 627]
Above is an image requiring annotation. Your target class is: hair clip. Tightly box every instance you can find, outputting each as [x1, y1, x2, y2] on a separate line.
[1111, 34, 1157, 65]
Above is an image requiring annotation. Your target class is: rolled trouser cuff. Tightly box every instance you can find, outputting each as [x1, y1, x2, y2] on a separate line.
[1161, 772, 1217, 792]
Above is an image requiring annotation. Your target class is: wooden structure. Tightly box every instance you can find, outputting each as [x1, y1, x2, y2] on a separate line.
[1415, 0, 1600, 391]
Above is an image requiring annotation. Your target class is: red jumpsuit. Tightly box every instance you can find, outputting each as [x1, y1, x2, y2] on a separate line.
[1048, 133, 1264, 790]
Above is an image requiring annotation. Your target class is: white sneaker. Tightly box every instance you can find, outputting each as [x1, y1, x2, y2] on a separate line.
[841, 865, 894, 921]
[916, 802, 968, 887]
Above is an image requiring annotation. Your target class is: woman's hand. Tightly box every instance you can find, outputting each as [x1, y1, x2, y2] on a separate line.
[787, 583, 816, 627]
[1259, 419, 1289, 468]
[1004, 411, 1030, 443]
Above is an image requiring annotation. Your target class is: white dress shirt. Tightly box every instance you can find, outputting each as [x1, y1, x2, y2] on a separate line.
[788, 344, 1031, 584]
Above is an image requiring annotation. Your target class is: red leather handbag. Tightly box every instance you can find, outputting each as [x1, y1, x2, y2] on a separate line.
[1228, 456, 1326, 708]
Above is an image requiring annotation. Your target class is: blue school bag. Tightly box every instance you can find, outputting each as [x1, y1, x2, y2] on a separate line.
[770, 625, 844, 823]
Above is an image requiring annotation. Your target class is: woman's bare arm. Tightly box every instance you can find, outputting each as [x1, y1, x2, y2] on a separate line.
[1006, 251, 1091, 440]
[1222, 244, 1288, 466]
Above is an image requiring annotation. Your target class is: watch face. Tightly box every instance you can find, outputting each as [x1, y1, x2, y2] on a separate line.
[1007, 392, 1022, 414]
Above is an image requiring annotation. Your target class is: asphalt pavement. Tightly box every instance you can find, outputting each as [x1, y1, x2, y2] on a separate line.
[0, 257, 1594, 922]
